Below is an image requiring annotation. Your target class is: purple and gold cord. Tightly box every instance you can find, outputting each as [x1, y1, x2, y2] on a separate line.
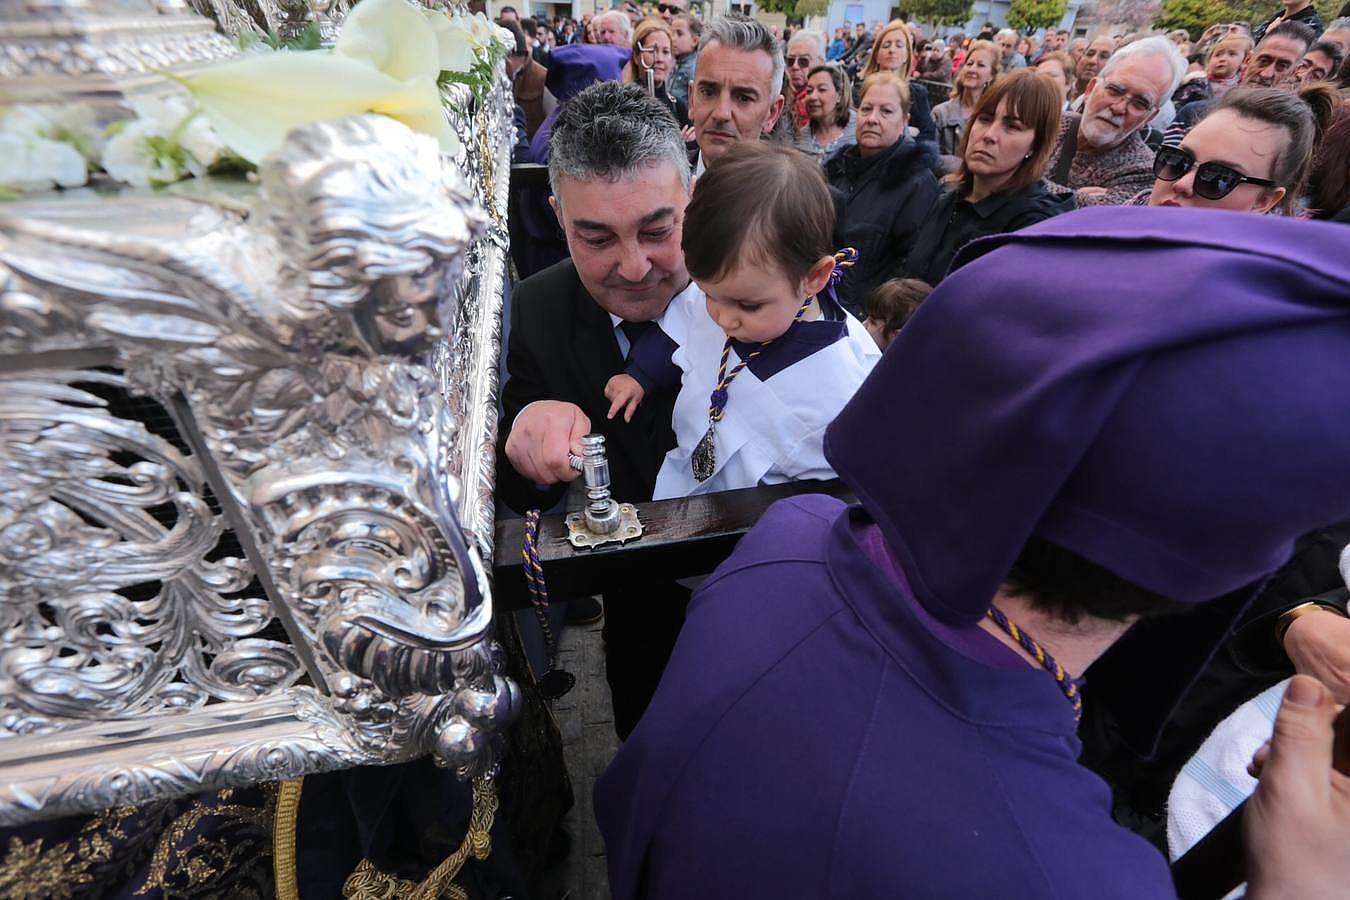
[706, 247, 859, 424]
[986, 605, 1083, 720]
[522, 509, 557, 668]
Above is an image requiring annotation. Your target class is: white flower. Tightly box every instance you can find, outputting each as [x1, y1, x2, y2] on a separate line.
[468, 12, 498, 47]
[180, 0, 458, 163]
[0, 106, 55, 141]
[425, 8, 479, 72]
[0, 133, 88, 191]
[101, 119, 189, 188]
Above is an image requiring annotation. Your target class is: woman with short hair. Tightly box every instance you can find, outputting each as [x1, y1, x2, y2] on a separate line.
[797, 64, 857, 160]
[825, 71, 941, 315]
[902, 69, 1073, 285]
[1035, 50, 1077, 108]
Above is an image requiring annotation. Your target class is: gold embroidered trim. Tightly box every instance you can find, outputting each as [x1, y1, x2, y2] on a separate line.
[273, 778, 304, 900]
[0, 806, 134, 900]
[340, 775, 498, 900]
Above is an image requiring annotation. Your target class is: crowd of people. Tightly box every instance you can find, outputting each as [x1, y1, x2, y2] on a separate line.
[493, 5, 1350, 899]
[502, 4, 1350, 301]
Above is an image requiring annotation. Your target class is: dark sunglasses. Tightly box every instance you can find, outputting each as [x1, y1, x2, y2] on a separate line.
[1152, 145, 1275, 200]
[657, 3, 681, 12]
[786, 54, 816, 67]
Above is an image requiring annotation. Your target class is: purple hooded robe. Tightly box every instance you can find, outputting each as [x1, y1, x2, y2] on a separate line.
[594, 207, 1350, 899]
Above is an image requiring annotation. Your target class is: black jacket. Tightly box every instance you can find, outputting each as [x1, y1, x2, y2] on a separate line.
[851, 79, 937, 146]
[496, 259, 679, 514]
[901, 180, 1072, 286]
[824, 137, 940, 317]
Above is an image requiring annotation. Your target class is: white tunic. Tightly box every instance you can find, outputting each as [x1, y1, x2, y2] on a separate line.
[652, 288, 881, 500]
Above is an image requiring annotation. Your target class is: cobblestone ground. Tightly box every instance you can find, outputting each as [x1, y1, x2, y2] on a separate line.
[535, 615, 617, 900]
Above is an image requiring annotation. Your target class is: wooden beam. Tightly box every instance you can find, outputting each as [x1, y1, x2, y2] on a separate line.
[492, 479, 853, 609]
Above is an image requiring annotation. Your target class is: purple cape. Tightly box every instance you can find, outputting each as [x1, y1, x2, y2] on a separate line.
[827, 206, 1350, 624]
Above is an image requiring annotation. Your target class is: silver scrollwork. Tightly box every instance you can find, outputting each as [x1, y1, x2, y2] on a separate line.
[0, 95, 519, 822]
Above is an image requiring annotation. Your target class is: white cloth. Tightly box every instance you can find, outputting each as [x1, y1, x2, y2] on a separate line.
[1167, 677, 1289, 896]
[651, 288, 880, 500]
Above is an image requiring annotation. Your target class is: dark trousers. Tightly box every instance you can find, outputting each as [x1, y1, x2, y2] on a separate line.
[602, 580, 690, 739]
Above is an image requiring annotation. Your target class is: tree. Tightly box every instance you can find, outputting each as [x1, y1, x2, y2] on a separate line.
[1006, 0, 1069, 31]
[900, 0, 975, 26]
[1152, 0, 1213, 35]
[794, 0, 829, 16]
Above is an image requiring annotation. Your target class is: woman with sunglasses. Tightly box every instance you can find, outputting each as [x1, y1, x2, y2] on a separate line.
[900, 70, 1073, 286]
[1147, 86, 1326, 214]
[622, 17, 691, 128]
[797, 64, 857, 160]
[854, 20, 937, 145]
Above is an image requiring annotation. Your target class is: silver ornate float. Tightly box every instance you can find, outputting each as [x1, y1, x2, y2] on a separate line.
[0, 0, 517, 826]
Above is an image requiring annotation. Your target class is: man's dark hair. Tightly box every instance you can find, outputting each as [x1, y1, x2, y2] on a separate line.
[548, 81, 690, 197]
[1308, 39, 1346, 78]
[1004, 538, 1185, 625]
[499, 5, 517, 15]
[1264, 19, 1316, 51]
[520, 16, 537, 35]
[497, 18, 528, 56]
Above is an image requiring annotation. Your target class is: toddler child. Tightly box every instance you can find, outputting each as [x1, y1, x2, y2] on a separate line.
[863, 277, 932, 350]
[604, 142, 880, 500]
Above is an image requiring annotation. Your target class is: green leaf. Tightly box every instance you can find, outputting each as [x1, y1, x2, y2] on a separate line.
[295, 21, 323, 51]
[901, 0, 976, 27]
[1005, 0, 1067, 31]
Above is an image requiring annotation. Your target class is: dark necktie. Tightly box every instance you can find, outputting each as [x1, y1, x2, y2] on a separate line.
[619, 320, 652, 359]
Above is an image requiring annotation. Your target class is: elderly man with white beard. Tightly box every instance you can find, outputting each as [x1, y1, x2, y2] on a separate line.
[1044, 36, 1185, 207]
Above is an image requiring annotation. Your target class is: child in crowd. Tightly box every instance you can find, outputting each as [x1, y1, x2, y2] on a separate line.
[604, 143, 881, 500]
[863, 277, 932, 350]
[1205, 34, 1252, 95]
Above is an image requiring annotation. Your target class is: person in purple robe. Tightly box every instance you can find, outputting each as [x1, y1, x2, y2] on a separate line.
[594, 206, 1350, 899]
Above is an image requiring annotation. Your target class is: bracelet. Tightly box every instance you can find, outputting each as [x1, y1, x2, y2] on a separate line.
[1277, 600, 1348, 647]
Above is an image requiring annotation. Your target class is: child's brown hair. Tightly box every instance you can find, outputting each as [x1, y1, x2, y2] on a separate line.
[682, 142, 835, 285]
[866, 278, 932, 334]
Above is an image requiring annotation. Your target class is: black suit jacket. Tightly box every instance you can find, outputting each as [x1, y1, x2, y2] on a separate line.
[496, 259, 679, 514]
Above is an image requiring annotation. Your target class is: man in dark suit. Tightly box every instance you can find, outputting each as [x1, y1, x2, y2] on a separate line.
[497, 81, 698, 738]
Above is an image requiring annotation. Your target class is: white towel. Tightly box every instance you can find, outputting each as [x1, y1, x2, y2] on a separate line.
[1166, 678, 1290, 899]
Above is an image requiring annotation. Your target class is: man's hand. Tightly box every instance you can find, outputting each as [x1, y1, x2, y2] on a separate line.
[604, 374, 645, 423]
[505, 400, 591, 485]
[1283, 609, 1350, 704]
[1077, 186, 1109, 201]
[1244, 676, 1350, 900]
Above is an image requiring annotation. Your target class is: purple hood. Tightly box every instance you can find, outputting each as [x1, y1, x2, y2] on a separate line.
[825, 206, 1350, 624]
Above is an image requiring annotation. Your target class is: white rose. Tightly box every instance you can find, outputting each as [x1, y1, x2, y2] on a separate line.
[101, 120, 186, 188]
[0, 133, 87, 191]
[0, 106, 55, 141]
[177, 114, 224, 173]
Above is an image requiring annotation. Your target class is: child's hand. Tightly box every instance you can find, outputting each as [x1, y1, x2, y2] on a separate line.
[605, 374, 645, 423]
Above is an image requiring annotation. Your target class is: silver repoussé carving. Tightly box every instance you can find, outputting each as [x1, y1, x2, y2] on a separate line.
[0, 104, 519, 824]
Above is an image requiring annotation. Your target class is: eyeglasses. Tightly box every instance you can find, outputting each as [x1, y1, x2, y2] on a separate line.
[786, 54, 816, 67]
[1099, 81, 1156, 114]
[657, 3, 682, 12]
[1152, 145, 1276, 200]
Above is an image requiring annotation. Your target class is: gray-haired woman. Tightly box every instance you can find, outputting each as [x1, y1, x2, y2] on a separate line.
[796, 64, 857, 161]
